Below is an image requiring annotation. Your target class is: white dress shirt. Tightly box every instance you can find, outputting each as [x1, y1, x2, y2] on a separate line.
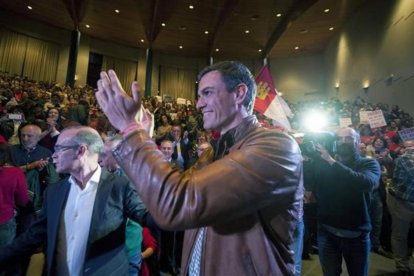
[64, 166, 101, 276]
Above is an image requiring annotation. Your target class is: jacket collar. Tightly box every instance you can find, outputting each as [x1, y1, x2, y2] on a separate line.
[213, 115, 260, 160]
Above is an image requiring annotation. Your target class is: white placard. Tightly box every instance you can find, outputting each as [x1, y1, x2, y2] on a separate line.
[359, 111, 370, 124]
[398, 127, 414, 141]
[176, 98, 186, 105]
[339, 117, 353, 128]
[368, 110, 387, 129]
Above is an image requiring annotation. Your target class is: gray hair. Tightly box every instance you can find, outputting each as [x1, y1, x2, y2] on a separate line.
[63, 126, 104, 154]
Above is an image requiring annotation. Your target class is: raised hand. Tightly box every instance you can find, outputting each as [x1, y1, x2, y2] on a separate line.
[96, 70, 141, 131]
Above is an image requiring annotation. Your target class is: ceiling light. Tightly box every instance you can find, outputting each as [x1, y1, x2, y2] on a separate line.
[140, 39, 144, 43]
[204, 31, 209, 34]
[294, 46, 299, 50]
[329, 27, 334, 31]
[299, 29, 309, 34]
[276, 13, 282, 17]
[115, 9, 120, 13]
[85, 24, 90, 28]
[215, 48, 219, 52]
[189, 5, 194, 9]
[179, 45, 183, 49]
[161, 23, 166, 27]
[245, 30, 250, 34]
[324, 8, 330, 13]
[27, 5, 33, 10]
[258, 49, 262, 52]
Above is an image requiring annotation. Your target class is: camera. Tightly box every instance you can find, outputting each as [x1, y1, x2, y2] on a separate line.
[299, 131, 336, 157]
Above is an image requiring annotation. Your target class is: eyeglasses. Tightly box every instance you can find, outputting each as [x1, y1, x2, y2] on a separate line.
[336, 136, 355, 143]
[54, 144, 79, 153]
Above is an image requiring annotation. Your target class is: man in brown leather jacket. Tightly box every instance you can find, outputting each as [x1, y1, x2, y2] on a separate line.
[96, 61, 303, 275]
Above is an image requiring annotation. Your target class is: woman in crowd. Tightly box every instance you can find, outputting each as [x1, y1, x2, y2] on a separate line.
[38, 108, 63, 152]
[0, 143, 29, 249]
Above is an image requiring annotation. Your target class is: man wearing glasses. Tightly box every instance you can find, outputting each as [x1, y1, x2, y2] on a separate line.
[0, 126, 151, 276]
[308, 127, 381, 276]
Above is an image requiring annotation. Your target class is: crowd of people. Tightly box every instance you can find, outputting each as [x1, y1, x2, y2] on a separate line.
[0, 61, 413, 276]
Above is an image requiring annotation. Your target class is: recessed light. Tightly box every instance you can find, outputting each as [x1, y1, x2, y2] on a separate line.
[85, 24, 90, 28]
[140, 39, 144, 43]
[179, 45, 183, 49]
[258, 49, 262, 52]
[324, 8, 330, 13]
[245, 30, 250, 34]
[276, 13, 282, 17]
[27, 5, 33, 10]
[329, 27, 334, 31]
[294, 46, 299, 50]
[215, 48, 219, 52]
[299, 29, 309, 34]
[204, 31, 209, 34]
[115, 9, 120, 13]
[161, 23, 166, 27]
[189, 5, 194, 9]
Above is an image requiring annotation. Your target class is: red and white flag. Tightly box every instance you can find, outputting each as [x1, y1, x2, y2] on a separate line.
[254, 65, 292, 130]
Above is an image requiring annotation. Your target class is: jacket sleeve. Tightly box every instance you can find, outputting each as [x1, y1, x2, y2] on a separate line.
[114, 129, 303, 230]
[122, 178, 151, 226]
[327, 157, 380, 192]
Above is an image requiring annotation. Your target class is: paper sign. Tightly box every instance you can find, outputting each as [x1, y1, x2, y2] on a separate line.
[368, 110, 387, 129]
[339, 117, 353, 128]
[398, 127, 414, 141]
[176, 98, 186, 105]
[359, 111, 370, 124]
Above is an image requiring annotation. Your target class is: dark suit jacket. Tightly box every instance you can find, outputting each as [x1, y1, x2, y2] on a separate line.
[0, 170, 149, 276]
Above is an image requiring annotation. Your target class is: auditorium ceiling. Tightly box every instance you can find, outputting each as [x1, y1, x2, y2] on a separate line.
[0, 0, 369, 59]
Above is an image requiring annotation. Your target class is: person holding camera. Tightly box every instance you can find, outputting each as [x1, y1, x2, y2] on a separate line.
[307, 127, 381, 276]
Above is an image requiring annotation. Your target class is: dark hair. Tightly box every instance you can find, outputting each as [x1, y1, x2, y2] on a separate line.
[197, 61, 256, 114]
[0, 144, 12, 166]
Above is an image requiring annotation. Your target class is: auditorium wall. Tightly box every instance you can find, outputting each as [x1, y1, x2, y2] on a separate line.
[324, 0, 414, 115]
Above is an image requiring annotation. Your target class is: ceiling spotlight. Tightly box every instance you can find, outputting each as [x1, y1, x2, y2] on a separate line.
[324, 8, 330, 13]
[189, 5, 194, 9]
[245, 30, 250, 34]
[115, 9, 120, 13]
[140, 39, 144, 43]
[179, 45, 183, 49]
[27, 5, 33, 10]
[258, 49, 262, 52]
[276, 13, 282, 17]
[215, 48, 219, 52]
[204, 31, 209, 34]
[161, 23, 166, 27]
[294, 46, 299, 50]
[329, 27, 334, 31]
[85, 24, 90, 28]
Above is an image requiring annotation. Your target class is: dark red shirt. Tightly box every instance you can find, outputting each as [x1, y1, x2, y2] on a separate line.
[0, 166, 29, 223]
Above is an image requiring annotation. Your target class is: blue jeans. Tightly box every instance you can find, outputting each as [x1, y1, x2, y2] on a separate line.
[317, 226, 370, 276]
[387, 192, 414, 272]
[0, 218, 16, 248]
[369, 190, 383, 250]
[128, 252, 142, 276]
[291, 218, 304, 276]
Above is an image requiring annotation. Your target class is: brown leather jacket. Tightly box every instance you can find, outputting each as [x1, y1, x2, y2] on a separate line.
[113, 116, 303, 275]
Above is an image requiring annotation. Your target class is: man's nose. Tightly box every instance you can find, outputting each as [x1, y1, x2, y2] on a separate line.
[196, 98, 205, 109]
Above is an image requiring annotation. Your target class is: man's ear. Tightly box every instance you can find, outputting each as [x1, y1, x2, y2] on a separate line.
[234, 83, 248, 106]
